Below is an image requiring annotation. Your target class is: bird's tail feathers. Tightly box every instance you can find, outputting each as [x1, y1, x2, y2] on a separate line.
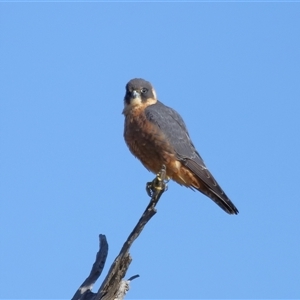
[196, 184, 239, 215]
[184, 159, 239, 215]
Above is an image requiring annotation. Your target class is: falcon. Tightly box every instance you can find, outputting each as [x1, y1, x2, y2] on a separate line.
[123, 78, 238, 215]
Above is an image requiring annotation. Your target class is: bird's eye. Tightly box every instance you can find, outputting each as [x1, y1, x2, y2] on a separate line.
[141, 88, 148, 94]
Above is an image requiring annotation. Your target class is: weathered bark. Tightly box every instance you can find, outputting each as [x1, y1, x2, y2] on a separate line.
[71, 166, 168, 300]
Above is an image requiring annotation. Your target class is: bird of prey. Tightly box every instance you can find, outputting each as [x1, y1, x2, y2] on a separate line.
[123, 78, 238, 215]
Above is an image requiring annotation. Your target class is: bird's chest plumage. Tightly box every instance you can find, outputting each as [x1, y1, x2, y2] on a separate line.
[124, 108, 174, 173]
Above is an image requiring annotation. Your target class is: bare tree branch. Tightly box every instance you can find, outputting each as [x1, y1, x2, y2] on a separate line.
[71, 165, 168, 300]
[71, 235, 108, 300]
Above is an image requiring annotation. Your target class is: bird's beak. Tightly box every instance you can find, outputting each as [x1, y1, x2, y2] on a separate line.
[132, 90, 140, 98]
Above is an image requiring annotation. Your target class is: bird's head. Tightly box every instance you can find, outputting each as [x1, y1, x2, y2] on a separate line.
[123, 78, 157, 114]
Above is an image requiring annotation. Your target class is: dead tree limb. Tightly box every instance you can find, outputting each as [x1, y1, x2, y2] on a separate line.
[71, 235, 108, 300]
[71, 165, 168, 300]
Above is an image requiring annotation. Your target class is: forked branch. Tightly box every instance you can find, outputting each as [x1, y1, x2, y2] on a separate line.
[71, 165, 168, 300]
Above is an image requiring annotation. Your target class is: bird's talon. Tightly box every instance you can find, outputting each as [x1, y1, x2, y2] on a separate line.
[146, 166, 169, 198]
[164, 182, 168, 192]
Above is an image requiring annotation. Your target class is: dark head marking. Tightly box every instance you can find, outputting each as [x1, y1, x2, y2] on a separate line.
[124, 78, 156, 105]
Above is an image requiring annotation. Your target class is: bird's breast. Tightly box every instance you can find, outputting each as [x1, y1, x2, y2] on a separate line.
[124, 108, 176, 174]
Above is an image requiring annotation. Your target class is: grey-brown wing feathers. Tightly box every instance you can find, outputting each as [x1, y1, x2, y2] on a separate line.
[183, 158, 238, 214]
[145, 101, 239, 214]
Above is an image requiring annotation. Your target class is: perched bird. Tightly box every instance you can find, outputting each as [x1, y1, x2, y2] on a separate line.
[123, 78, 238, 215]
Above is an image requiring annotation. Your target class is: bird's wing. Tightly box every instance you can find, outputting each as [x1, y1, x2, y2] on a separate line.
[145, 100, 209, 173]
[145, 101, 238, 214]
[145, 101, 201, 158]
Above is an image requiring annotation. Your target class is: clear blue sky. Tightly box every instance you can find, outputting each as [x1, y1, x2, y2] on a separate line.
[1, 2, 300, 299]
